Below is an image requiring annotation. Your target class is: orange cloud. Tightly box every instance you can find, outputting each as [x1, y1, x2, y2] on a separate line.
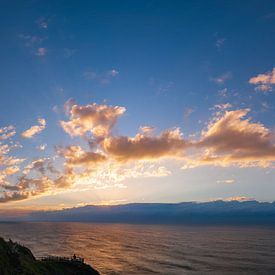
[139, 126, 155, 134]
[103, 128, 187, 161]
[57, 145, 106, 167]
[60, 102, 125, 139]
[224, 196, 254, 202]
[21, 118, 46, 138]
[0, 157, 75, 203]
[0, 131, 24, 167]
[188, 109, 275, 167]
[0, 126, 16, 140]
[1, 100, 275, 204]
[249, 68, 275, 92]
[249, 68, 275, 85]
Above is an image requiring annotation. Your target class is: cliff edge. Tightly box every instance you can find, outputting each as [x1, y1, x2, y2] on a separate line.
[0, 237, 100, 275]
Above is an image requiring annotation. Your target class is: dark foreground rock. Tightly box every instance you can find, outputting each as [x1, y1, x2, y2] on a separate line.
[0, 237, 100, 275]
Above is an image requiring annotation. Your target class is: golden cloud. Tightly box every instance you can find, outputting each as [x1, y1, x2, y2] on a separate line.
[0, 126, 16, 140]
[103, 128, 187, 161]
[1, 100, 275, 204]
[249, 68, 275, 92]
[21, 118, 46, 138]
[60, 102, 126, 139]
[186, 109, 275, 167]
[57, 145, 106, 167]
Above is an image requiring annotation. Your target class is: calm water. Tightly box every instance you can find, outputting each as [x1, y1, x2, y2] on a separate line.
[0, 222, 275, 274]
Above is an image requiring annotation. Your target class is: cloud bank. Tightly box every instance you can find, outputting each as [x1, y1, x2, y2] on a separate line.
[1, 100, 275, 203]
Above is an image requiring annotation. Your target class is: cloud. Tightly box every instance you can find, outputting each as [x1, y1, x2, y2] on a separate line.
[139, 126, 155, 134]
[71, 161, 171, 191]
[0, 128, 24, 168]
[35, 17, 49, 29]
[0, 166, 20, 188]
[83, 68, 119, 84]
[249, 68, 275, 92]
[57, 145, 106, 168]
[255, 84, 273, 92]
[0, 157, 57, 203]
[0, 126, 16, 140]
[188, 109, 275, 167]
[2, 100, 275, 204]
[107, 69, 119, 77]
[224, 196, 254, 202]
[60, 102, 126, 139]
[216, 179, 235, 184]
[215, 38, 226, 50]
[103, 128, 187, 162]
[0, 157, 74, 203]
[22, 158, 57, 175]
[36, 47, 47, 56]
[60, 101, 275, 167]
[212, 103, 232, 110]
[63, 98, 76, 115]
[218, 88, 229, 97]
[0, 142, 24, 166]
[0, 124, 74, 203]
[183, 107, 195, 122]
[37, 144, 47, 151]
[210, 72, 232, 84]
[249, 68, 275, 84]
[21, 118, 46, 138]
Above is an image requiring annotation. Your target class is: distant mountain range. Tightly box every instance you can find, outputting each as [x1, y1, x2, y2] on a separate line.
[12, 200, 275, 224]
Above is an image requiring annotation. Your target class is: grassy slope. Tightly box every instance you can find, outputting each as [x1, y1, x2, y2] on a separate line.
[0, 238, 100, 275]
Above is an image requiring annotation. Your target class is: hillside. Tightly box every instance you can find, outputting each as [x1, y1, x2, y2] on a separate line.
[0, 238, 100, 275]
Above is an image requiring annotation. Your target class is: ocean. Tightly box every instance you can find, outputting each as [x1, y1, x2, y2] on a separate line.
[0, 222, 274, 274]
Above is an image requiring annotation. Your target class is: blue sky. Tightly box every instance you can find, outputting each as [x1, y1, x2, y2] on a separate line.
[0, 0, 275, 209]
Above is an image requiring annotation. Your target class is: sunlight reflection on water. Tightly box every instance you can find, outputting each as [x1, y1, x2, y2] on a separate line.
[0, 222, 275, 274]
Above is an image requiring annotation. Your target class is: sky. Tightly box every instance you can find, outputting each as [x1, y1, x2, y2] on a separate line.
[0, 0, 275, 210]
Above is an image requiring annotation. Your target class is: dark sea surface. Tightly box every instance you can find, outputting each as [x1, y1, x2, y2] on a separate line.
[0, 222, 275, 275]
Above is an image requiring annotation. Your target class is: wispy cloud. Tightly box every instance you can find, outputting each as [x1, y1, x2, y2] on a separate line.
[217, 179, 235, 184]
[35, 17, 50, 29]
[18, 34, 46, 47]
[83, 68, 119, 84]
[0, 126, 16, 140]
[224, 196, 254, 202]
[21, 118, 46, 138]
[37, 144, 47, 151]
[213, 103, 232, 110]
[183, 107, 195, 122]
[210, 72, 232, 84]
[215, 37, 226, 50]
[249, 67, 275, 92]
[139, 126, 155, 135]
[107, 69, 119, 77]
[35, 47, 47, 56]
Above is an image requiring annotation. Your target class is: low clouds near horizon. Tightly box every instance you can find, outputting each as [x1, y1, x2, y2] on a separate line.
[1, 98, 275, 203]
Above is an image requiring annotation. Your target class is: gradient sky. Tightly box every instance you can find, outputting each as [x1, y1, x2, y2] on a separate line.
[0, 0, 275, 210]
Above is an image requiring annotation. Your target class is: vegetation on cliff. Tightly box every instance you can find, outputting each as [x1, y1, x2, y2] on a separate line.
[0, 237, 99, 275]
